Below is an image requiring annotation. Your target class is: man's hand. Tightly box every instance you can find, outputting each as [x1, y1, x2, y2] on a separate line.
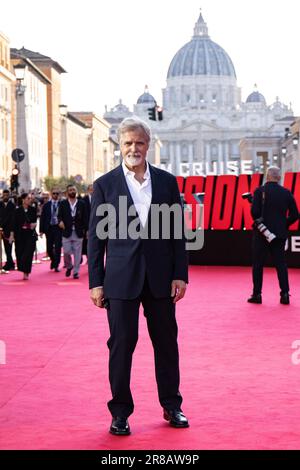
[90, 287, 105, 308]
[171, 280, 187, 304]
[58, 221, 65, 230]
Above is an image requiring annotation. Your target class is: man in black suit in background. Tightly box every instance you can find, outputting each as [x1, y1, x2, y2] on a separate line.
[39, 188, 62, 272]
[248, 166, 299, 305]
[88, 117, 189, 435]
[0, 189, 15, 271]
[58, 185, 87, 279]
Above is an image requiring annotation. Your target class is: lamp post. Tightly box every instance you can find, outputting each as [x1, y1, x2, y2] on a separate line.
[14, 64, 26, 95]
[59, 105, 68, 177]
[14, 63, 30, 191]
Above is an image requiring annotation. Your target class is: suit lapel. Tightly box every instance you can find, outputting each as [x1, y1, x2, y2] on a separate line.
[114, 164, 134, 207]
[149, 164, 160, 205]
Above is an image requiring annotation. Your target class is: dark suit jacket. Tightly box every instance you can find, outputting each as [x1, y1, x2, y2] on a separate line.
[83, 195, 91, 222]
[13, 206, 37, 239]
[0, 200, 15, 237]
[251, 182, 299, 239]
[57, 199, 88, 239]
[88, 163, 188, 299]
[40, 200, 61, 234]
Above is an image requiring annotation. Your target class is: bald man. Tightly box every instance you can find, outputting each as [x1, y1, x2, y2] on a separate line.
[248, 166, 299, 305]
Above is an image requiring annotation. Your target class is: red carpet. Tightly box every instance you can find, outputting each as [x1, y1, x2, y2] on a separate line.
[1, 261, 300, 450]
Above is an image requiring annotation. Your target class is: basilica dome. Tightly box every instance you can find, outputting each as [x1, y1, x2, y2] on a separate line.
[167, 13, 236, 79]
[246, 89, 266, 104]
[137, 86, 156, 105]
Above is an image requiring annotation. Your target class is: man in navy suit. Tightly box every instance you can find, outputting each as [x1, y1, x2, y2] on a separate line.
[248, 166, 299, 305]
[88, 117, 189, 435]
[39, 188, 62, 272]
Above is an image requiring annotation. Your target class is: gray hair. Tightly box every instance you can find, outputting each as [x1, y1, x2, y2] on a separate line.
[266, 166, 281, 182]
[117, 116, 151, 143]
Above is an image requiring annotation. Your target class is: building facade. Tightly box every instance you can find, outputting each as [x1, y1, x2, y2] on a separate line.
[11, 48, 67, 179]
[59, 109, 89, 181]
[10, 53, 49, 191]
[0, 32, 14, 189]
[73, 112, 117, 181]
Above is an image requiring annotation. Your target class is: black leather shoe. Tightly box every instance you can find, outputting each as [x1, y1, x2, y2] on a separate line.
[109, 417, 131, 436]
[280, 292, 290, 305]
[54, 268, 60, 273]
[163, 409, 189, 428]
[65, 266, 73, 277]
[73, 273, 79, 279]
[247, 294, 262, 304]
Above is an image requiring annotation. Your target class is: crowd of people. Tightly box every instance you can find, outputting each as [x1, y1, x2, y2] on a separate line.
[0, 184, 93, 280]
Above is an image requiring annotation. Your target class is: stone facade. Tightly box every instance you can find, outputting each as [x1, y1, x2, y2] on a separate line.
[0, 32, 14, 188]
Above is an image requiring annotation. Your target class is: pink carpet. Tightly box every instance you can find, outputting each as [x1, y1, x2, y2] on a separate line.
[1, 261, 300, 450]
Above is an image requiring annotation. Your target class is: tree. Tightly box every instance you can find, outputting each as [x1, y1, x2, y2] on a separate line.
[43, 176, 88, 195]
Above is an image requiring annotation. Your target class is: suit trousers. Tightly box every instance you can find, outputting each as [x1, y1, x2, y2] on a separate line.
[252, 232, 289, 295]
[3, 237, 14, 268]
[15, 231, 36, 274]
[106, 276, 183, 418]
[46, 225, 62, 269]
[62, 231, 83, 275]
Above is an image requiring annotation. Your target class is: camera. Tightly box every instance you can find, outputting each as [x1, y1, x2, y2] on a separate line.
[241, 192, 253, 203]
[253, 217, 276, 243]
[241, 192, 276, 243]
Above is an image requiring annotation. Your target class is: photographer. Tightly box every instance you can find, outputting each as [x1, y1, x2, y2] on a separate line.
[248, 166, 299, 305]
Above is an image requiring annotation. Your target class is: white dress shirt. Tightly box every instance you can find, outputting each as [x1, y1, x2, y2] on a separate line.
[122, 160, 152, 228]
[69, 199, 78, 230]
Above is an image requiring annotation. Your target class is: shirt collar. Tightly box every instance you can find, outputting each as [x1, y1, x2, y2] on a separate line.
[122, 160, 150, 180]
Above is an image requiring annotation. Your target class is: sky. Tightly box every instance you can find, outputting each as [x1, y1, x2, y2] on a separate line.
[2, 0, 300, 116]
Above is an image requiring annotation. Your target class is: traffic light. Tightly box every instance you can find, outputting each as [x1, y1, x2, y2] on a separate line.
[148, 106, 156, 121]
[10, 167, 20, 192]
[157, 106, 163, 121]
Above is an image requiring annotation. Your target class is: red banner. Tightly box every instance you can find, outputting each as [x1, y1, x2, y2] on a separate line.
[177, 173, 300, 231]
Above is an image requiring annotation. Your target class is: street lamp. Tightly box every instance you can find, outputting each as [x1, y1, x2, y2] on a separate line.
[14, 64, 26, 95]
[281, 146, 287, 156]
[59, 104, 68, 117]
[292, 133, 299, 147]
[59, 105, 68, 176]
[10, 166, 20, 193]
